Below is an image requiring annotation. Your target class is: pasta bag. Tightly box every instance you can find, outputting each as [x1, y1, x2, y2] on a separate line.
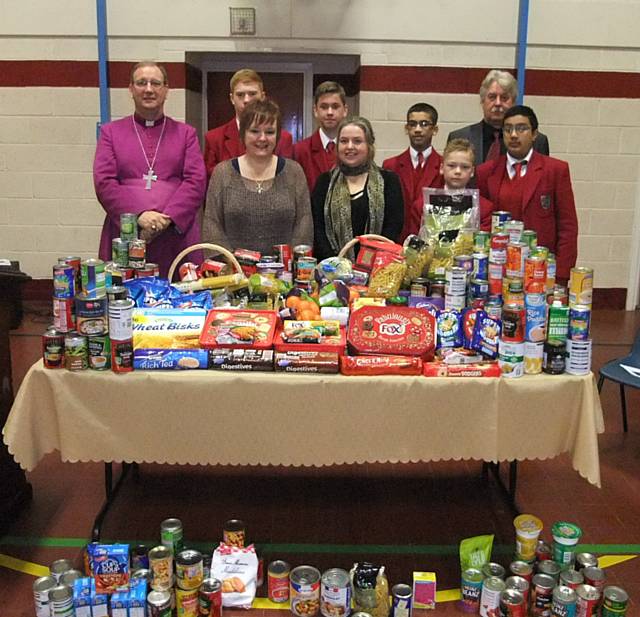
[351, 562, 390, 617]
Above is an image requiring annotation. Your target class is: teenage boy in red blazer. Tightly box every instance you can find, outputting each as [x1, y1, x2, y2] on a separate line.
[293, 81, 348, 192]
[383, 103, 444, 241]
[476, 105, 578, 285]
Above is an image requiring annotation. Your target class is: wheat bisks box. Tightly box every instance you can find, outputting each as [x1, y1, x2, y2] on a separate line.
[199, 309, 278, 349]
[347, 305, 436, 360]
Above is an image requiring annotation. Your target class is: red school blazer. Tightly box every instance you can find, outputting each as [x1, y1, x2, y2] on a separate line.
[293, 130, 335, 192]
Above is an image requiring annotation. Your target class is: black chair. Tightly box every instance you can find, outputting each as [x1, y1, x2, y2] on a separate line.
[597, 329, 640, 432]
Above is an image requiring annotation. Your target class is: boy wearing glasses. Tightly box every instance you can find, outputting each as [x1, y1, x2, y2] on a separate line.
[383, 103, 444, 241]
[476, 105, 578, 284]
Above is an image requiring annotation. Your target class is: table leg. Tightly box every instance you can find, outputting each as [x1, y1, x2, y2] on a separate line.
[91, 462, 133, 541]
[484, 461, 520, 515]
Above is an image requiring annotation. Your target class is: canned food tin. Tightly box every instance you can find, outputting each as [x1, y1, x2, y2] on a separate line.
[505, 219, 525, 244]
[59, 255, 82, 291]
[474, 231, 491, 252]
[480, 576, 505, 617]
[569, 267, 593, 308]
[492, 211, 512, 233]
[568, 305, 590, 341]
[460, 567, 483, 613]
[131, 568, 152, 584]
[531, 573, 555, 617]
[481, 563, 506, 579]
[290, 565, 321, 617]
[295, 256, 317, 282]
[293, 244, 313, 259]
[321, 568, 352, 617]
[499, 339, 525, 378]
[269, 560, 291, 603]
[199, 578, 223, 617]
[52, 297, 75, 333]
[454, 254, 474, 273]
[509, 561, 533, 583]
[445, 293, 466, 311]
[120, 212, 138, 241]
[390, 583, 411, 617]
[112, 237, 130, 267]
[575, 553, 598, 572]
[552, 585, 577, 617]
[59, 569, 83, 587]
[537, 560, 561, 581]
[536, 540, 553, 564]
[566, 339, 592, 376]
[106, 285, 128, 302]
[108, 298, 134, 342]
[137, 262, 159, 278]
[33, 575, 57, 617]
[499, 588, 526, 617]
[502, 303, 525, 342]
[88, 334, 111, 370]
[546, 254, 557, 293]
[469, 278, 489, 300]
[176, 549, 204, 591]
[149, 545, 174, 591]
[525, 256, 547, 290]
[522, 229, 538, 249]
[601, 586, 628, 617]
[524, 341, 544, 375]
[506, 242, 528, 278]
[543, 340, 566, 375]
[547, 303, 570, 342]
[128, 238, 146, 269]
[473, 253, 489, 279]
[42, 327, 65, 369]
[111, 339, 134, 373]
[503, 277, 524, 307]
[525, 291, 547, 342]
[489, 241, 508, 265]
[130, 544, 150, 571]
[485, 296, 502, 320]
[147, 589, 172, 617]
[161, 518, 184, 555]
[81, 258, 106, 298]
[582, 567, 606, 599]
[176, 587, 199, 617]
[274, 244, 293, 271]
[223, 519, 245, 547]
[505, 575, 530, 606]
[48, 585, 73, 616]
[575, 585, 599, 617]
[75, 293, 108, 336]
[64, 334, 88, 371]
[53, 264, 75, 298]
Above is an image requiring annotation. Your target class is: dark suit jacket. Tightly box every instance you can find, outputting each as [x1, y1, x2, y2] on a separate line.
[476, 151, 578, 282]
[203, 118, 293, 179]
[382, 148, 443, 241]
[448, 121, 549, 165]
[293, 130, 334, 192]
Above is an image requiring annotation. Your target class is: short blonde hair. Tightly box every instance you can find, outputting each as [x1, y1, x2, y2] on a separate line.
[443, 138, 476, 165]
[230, 69, 263, 93]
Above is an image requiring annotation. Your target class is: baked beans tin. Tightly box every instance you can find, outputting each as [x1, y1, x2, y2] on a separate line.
[88, 334, 111, 370]
[543, 340, 566, 374]
[223, 519, 245, 547]
[506, 242, 528, 278]
[161, 518, 184, 555]
[552, 585, 577, 617]
[460, 567, 483, 613]
[81, 258, 106, 298]
[569, 267, 593, 308]
[176, 587, 199, 617]
[505, 219, 524, 243]
[575, 584, 600, 617]
[491, 210, 512, 233]
[499, 588, 526, 617]
[560, 568, 584, 590]
[575, 553, 598, 572]
[531, 573, 555, 617]
[64, 334, 88, 370]
[33, 575, 57, 617]
[568, 305, 590, 341]
[582, 567, 606, 599]
[321, 568, 351, 617]
[391, 583, 411, 617]
[111, 339, 134, 373]
[199, 578, 222, 617]
[268, 560, 291, 603]
[481, 563, 506, 579]
[474, 230, 491, 252]
[509, 561, 533, 583]
[537, 559, 561, 581]
[601, 586, 627, 617]
[119, 212, 138, 241]
[75, 293, 108, 336]
[524, 341, 544, 374]
[480, 576, 505, 617]
[176, 549, 203, 591]
[290, 565, 321, 617]
[53, 297, 75, 332]
[505, 575, 530, 606]
[149, 545, 174, 591]
[128, 238, 146, 269]
[502, 303, 525, 342]
[112, 237, 130, 267]
[53, 264, 75, 298]
[499, 339, 525, 378]
[108, 298, 134, 342]
[147, 589, 172, 617]
[42, 327, 65, 369]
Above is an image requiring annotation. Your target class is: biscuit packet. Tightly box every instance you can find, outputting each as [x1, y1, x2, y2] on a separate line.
[211, 543, 258, 609]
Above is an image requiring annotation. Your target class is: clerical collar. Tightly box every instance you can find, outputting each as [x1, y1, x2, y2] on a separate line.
[506, 149, 533, 178]
[410, 146, 432, 168]
[134, 113, 165, 128]
[319, 129, 335, 150]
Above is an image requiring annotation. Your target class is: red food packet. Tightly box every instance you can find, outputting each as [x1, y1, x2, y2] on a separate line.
[423, 361, 501, 377]
[340, 354, 423, 376]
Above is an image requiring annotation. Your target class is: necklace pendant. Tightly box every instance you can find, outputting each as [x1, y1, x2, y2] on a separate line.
[143, 168, 158, 190]
[255, 180, 263, 194]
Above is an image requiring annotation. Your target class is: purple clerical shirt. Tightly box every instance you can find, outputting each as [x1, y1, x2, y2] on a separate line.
[93, 114, 207, 278]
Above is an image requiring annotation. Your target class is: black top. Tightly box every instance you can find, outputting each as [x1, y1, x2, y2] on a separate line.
[310, 167, 404, 261]
[481, 120, 502, 161]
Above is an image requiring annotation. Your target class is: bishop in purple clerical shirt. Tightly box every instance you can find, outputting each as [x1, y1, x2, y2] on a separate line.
[93, 62, 207, 278]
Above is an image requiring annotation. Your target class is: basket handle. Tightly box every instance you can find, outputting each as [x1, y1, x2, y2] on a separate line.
[167, 243, 244, 281]
[337, 234, 394, 258]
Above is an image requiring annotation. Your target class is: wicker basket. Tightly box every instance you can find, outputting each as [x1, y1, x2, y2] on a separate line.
[337, 234, 394, 259]
[167, 243, 244, 282]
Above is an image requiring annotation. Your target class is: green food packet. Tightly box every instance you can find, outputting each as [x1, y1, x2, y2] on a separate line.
[459, 534, 494, 571]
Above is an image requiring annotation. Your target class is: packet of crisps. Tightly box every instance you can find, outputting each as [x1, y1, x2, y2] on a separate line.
[459, 534, 494, 571]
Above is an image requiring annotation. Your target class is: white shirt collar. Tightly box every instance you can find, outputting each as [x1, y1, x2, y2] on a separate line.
[319, 128, 335, 150]
[506, 148, 533, 178]
[410, 146, 432, 169]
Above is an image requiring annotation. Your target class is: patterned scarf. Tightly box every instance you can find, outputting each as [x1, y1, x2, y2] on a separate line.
[323, 163, 386, 259]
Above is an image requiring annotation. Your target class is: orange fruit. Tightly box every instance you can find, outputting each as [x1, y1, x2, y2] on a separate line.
[298, 300, 318, 313]
[286, 295, 302, 309]
[298, 309, 318, 321]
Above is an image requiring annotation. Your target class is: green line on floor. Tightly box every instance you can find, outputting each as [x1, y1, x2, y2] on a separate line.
[2, 536, 640, 555]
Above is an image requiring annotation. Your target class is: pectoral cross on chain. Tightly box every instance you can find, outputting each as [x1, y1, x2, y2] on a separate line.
[143, 169, 158, 190]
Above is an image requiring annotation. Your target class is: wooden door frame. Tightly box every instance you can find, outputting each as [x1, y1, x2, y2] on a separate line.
[201, 59, 314, 140]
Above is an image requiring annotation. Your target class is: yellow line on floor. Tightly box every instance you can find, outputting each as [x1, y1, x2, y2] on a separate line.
[0, 553, 50, 578]
[598, 554, 637, 568]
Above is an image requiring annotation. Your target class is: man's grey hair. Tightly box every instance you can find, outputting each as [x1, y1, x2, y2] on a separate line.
[479, 70, 518, 101]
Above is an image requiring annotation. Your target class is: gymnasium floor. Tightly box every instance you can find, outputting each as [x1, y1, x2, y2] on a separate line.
[2, 303, 639, 616]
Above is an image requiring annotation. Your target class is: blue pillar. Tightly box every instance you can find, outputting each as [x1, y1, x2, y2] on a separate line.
[516, 0, 530, 104]
[96, 0, 110, 135]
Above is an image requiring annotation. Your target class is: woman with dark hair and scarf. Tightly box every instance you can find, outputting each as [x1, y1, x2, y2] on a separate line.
[311, 117, 404, 260]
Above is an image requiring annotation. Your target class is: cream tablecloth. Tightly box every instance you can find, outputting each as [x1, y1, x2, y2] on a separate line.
[3, 362, 604, 486]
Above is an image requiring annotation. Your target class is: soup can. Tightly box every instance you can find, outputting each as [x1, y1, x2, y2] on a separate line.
[88, 334, 111, 370]
[391, 583, 412, 617]
[161, 518, 184, 555]
[268, 560, 291, 603]
[53, 297, 76, 333]
[321, 568, 351, 617]
[480, 576, 505, 617]
[149, 545, 174, 591]
[506, 242, 528, 278]
[575, 584, 600, 617]
[531, 573, 555, 617]
[64, 334, 88, 371]
[223, 519, 245, 547]
[199, 578, 222, 617]
[176, 549, 204, 591]
[33, 575, 57, 617]
[537, 560, 561, 582]
[111, 339, 134, 373]
[460, 567, 483, 613]
[75, 293, 108, 336]
[582, 567, 606, 599]
[42, 327, 65, 369]
[505, 575, 530, 607]
[290, 565, 321, 617]
[575, 553, 598, 572]
[509, 561, 533, 583]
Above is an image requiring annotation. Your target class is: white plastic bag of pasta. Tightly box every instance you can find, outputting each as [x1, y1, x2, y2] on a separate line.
[211, 543, 258, 609]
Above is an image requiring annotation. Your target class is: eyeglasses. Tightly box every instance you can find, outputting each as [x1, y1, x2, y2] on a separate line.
[502, 124, 531, 135]
[133, 79, 166, 89]
[406, 120, 435, 128]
